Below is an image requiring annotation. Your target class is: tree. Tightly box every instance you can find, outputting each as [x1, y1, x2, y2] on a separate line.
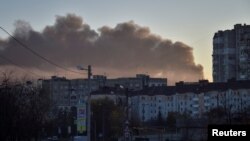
[156, 111, 164, 126]
[91, 98, 124, 141]
[166, 112, 178, 130]
[206, 106, 225, 124]
[0, 73, 52, 141]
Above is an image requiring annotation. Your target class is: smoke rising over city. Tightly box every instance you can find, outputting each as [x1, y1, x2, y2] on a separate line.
[0, 14, 203, 84]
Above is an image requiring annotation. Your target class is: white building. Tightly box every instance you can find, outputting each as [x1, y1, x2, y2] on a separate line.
[130, 80, 250, 122]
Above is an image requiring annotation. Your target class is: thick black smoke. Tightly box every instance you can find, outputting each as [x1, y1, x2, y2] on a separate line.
[0, 14, 203, 84]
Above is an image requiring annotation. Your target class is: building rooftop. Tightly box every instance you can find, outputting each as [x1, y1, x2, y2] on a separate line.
[91, 79, 250, 96]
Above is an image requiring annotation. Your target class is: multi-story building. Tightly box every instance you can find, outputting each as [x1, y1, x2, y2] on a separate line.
[41, 76, 101, 109]
[213, 23, 250, 82]
[91, 80, 250, 122]
[239, 32, 250, 79]
[41, 74, 167, 109]
[106, 74, 167, 90]
[131, 80, 250, 122]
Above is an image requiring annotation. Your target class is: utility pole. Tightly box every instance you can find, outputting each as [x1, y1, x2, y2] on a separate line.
[76, 65, 92, 141]
[87, 65, 92, 141]
[124, 88, 130, 141]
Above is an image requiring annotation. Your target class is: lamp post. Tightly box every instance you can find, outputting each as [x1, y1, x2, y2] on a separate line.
[124, 88, 130, 141]
[119, 85, 130, 141]
[77, 65, 92, 141]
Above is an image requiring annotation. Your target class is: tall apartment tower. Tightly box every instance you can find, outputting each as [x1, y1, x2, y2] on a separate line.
[213, 24, 250, 82]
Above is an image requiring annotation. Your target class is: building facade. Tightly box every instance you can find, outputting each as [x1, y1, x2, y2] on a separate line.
[90, 79, 250, 122]
[105, 74, 167, 90]
[239, 32, 250, 79]
[213, 24, 250, 82]
[41, 74, 167, 109]
[131, 80, 250, 122]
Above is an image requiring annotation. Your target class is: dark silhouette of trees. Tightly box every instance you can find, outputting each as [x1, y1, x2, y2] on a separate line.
[206, 106, 225, 124]
[0, 73, 52, 141]
[156, 111, 164, 126]
[166, 112, 178, 130]
[91, 98, 124, 141]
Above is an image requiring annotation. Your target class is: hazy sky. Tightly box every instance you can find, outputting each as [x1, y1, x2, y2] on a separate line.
[0, 0, 250, 82]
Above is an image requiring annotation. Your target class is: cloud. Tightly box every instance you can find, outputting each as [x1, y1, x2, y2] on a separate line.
[0, 14, 203, 84]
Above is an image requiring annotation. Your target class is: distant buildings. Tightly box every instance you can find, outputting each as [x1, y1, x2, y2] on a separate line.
[42, 76, 98, 109]
[213, 23, 250, 82]
[41, 74, 167, 109]
[92, 79, 250, 122]
[105, 74, 167, 90]
[131, 80, 250, 122]
[41, 74, 250, 122]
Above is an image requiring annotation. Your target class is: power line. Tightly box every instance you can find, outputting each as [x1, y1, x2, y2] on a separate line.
[0, 54, 43, 78]
[0, 26, 86, 75]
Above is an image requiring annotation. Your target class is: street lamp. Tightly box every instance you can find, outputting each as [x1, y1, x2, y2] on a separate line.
[119, 85, 131, 141]
[77, 65, 92, 141]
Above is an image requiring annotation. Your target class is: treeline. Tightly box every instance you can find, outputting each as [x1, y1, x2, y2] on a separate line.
[0, 74, 52, 141]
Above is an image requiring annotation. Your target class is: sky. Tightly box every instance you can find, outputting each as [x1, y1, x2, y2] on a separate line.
[0, 0, 250, 83]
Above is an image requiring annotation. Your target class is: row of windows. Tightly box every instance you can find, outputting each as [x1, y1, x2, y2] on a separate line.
[141, 96, 173, 101]
[140, 99, 250, 112]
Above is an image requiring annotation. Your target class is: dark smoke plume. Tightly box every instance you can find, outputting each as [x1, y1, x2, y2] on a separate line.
[0, 14, 203, 84]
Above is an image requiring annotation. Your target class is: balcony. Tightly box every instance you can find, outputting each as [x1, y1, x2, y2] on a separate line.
[193, 104, 199, 108]
[204, 103, 210, 107]
[239, 56, 247, 62]
[192, 97, 199, 101]
[204, 96, 210, 100]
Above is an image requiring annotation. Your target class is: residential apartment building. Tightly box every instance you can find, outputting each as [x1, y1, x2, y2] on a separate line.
[91, 80, 250, 122]
[131, 80, 250, 122]
[213, 23, 250, 82]
[106, 74, 167, 90]
[41, 74, 167, 109]
[239, 32, 250, 79]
